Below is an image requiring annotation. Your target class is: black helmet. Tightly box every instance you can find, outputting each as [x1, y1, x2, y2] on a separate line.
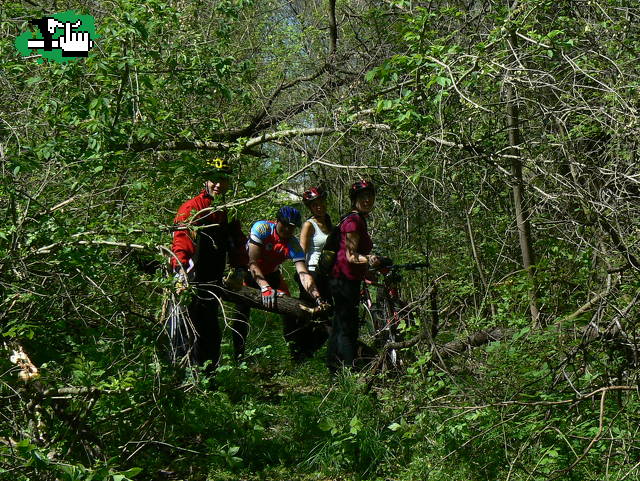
[276, 206, 302, 227]
[204, 157, 232, 179]
[349, 180, 375, 201]
[302, 187, 327, 205]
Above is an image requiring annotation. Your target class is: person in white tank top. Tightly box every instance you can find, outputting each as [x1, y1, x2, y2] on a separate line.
[304, 217, 329, 270]
[300, 187, 332, 271]
[293, 186, 333, 357]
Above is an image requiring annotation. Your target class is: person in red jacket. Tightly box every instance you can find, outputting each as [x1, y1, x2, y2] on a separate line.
[169, 158, 248, 374]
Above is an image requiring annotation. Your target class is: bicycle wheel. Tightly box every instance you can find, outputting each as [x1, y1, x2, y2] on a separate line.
[370, 298, 403, 370]
[359, 296, 378, 345]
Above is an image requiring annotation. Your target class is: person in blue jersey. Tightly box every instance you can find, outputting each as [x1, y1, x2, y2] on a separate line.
[234, 206, 329, 362]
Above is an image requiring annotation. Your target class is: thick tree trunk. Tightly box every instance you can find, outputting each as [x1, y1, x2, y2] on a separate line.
[328, 0, 337, 57]
[505, 28, 540, 326]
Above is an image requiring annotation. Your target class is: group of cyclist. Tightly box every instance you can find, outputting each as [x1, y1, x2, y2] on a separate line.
[169, 158, 381, 376]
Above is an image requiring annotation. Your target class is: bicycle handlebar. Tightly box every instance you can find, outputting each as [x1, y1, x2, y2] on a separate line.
[374, 260, 430, 272]
[387, 261, 430, 271]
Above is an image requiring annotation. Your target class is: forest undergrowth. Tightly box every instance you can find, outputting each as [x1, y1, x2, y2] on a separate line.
[3, 0, 640, 479]
[3, 298, 640, 481]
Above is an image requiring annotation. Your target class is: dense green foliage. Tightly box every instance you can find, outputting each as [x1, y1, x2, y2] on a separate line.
[2, 0, 639, 480]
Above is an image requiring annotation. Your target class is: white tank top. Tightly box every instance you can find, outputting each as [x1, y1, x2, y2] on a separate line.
[305, 217, 329, 271]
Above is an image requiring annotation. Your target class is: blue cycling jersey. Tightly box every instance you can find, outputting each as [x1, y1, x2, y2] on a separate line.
[248, 220, 305, 274]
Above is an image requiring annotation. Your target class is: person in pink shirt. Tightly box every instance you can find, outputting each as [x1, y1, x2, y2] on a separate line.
[327, 180, 382, 373]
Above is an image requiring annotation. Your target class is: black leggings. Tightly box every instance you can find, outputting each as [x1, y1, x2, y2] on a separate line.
[294, 270, 330, 353]
[327, 277, 361, 372]
[188, 285, 223, 372]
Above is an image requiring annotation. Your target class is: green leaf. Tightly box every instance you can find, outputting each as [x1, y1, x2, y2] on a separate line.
[512, 326, 531, 341]
[364, 69, 376, 82]
[32, 449, 50, 465]
[16, 439, 33, 450]
[388, 422, 402, 431]
[435, 76, 449, 87]
[122, 467, 143, 478]
[318, 418, 334, 431]
[349, 415, 362, 435]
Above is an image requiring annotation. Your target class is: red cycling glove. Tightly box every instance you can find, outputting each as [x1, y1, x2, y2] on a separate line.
[261, 285, 276, 309]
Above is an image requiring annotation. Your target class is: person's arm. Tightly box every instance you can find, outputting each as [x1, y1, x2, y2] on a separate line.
[170, 196, 203, 292]
[295, 261, 322, 301]
[248, 242, 269, 289]
[171, 228, 193, 270]
[299, 220, 314, 254]
[171, 194, 207, 270]
[345, 231, 380, 267]
[248, 242, 277, 308]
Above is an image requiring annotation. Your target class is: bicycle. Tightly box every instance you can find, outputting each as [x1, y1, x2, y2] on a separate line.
[359, 258, 431, 371]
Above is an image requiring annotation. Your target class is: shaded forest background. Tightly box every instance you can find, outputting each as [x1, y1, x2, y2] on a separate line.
[1, 0, 639, 479]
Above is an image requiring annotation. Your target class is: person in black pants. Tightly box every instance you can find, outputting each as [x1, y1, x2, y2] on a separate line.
[327, 180, 382, 374]
[169, 158, 248, 374]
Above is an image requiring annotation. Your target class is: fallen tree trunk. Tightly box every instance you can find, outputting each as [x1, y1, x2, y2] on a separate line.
[368, 327, 512, 372]
[206, 284, 323, 319]
[375, 319, 640, 370]
[437, 327, 512, 359]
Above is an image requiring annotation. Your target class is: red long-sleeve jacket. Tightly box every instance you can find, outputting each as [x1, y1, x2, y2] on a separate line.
[170, 190, 248, 274]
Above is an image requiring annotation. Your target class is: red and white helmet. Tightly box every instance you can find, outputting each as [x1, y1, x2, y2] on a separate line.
[349, 180, 375, 201]
[302, 187, 327, 205]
